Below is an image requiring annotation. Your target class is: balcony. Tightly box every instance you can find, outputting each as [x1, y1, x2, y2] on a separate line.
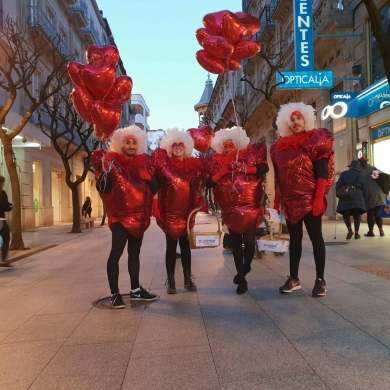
[242, 0, 249, 13]
[82, 20, 102, 46]
[28, 6, 71, 57]
[258, 3, 276, 38]
[70, 0, 88, 28]
[66, 0, 77, 4]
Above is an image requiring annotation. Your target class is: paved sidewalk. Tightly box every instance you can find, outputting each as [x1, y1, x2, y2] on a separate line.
[0, 215, 389, 390]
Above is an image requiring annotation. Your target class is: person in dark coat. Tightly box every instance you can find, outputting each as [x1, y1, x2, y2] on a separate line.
[0, 175, 14, 267]
[82, 196, 92, 217]
[358, 156, 386, 237]
[336, 161, 367, 239]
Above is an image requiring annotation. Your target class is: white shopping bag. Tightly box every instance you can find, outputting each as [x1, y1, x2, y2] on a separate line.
[258, 239, 289, 252]
[266, 208, 286, 224]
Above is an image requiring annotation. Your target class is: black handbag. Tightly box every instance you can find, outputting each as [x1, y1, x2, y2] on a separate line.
[96, 172, 112, 194]
[336, 184, 356, 199]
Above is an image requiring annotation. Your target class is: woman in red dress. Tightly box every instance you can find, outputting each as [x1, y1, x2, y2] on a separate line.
[152, 128, 205, 294]
[206, 127, 268, 294]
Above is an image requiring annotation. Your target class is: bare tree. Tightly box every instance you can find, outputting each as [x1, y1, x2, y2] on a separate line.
[0, 17, 72, 249]
[362, 0, 390, 83]
[38, 90, 98, 233]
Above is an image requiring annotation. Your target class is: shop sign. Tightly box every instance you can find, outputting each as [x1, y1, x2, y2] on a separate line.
[277, 70, 333, 89]
[372, 122, 390, 141]
[357, 77, 390, 118]
[329, 92, 359, 118]
[294, 0, 314, 71]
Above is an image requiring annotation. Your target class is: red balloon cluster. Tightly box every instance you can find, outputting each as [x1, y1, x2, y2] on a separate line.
[68, 45, 133, 140]
[187, 125, 213, 154]
[196, 10, 262, 74]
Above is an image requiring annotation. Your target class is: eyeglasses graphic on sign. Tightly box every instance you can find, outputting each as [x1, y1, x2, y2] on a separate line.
[321, 102, 348, 120]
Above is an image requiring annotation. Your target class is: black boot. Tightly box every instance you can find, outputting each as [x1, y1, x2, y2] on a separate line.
[233, 265, 252, 284]
[184, 270, 197, 291]
[236, 276, 248, 295]
[165, 273, 176, 294]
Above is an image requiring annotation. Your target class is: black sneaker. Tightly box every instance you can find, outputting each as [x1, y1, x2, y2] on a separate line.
[130, 286, 157, 301]
[233, 266, 252, 284]
[312, 278, 327, 297]
[346, 230, 353, 239]
[354, 233, 361, 239]
[380, 231, 385, 237]
[111, 292, 125, 309]
[364, 231, 375, 237]
[279, 276, 301, 293]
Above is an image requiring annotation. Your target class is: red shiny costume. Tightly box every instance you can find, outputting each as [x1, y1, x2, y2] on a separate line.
[91, 149, 153, 237]
[152, 148, 204, 240]
[207, 143, 267, 234]
[270, 128, 334, 224]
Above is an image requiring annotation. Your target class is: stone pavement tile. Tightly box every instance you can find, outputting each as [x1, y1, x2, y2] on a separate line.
[0, 307, 40, 332]
[292, 328, 390, 390]
[2, 311, 86, 343]
[65, 307, 143, 345]
[30, 341, 132, 390]
[37, 285, 106, 315]
[0, 330, 11, 342]
[0, 338, 64, 390]
[0, 267, 32, 286]
[1, 269, 57, 287]
[221, 375, 329, 390]
[121, 352, 220, 390]
[257, 296, 354, 339]
[350, 279, 390, 293]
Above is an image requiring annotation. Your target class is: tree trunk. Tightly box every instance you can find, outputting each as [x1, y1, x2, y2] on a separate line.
[70, 185, 81, 233]
[3, 137, 25, 250]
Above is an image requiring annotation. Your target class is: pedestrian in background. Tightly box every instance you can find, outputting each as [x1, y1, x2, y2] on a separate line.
[0, 175, 13, 267]
[82, 196, 92, 217]
[358, 156, 386, 237]
[336, 160, 367, 239]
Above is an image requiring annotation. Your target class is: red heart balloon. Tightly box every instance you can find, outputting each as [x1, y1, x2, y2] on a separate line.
[227, 58, 242, 71]
[231, 40, 261, 60]
[235, 12, 262, 37]
[105, 75, 133, 104]
[80, 63, 117, 99]
[196, 50, 225, 74]
[202, 36, 234, 59]
[187, 125, 213, 153]
[195, 27, 215, 46]
[70, 86, 93, 122]
[203, 10, 229, 35]
[86, 45, 119, 66]
[221, 11, 247, 43]
[90, 100, 122, 140]
[68, 61, 85, 88]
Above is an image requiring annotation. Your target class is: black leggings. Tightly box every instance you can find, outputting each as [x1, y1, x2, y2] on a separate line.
[286, 211, 325, 280]
[342, 209, 361, 232]
[165, 234, 191, 275]
[367, 206, 383, 230]
[0, 221, 10, 262]
[107, 222, 143, 294]
[228, 220, 257, 277]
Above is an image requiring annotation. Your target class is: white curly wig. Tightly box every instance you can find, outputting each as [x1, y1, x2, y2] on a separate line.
[160, 128, 194, 158]
[109, 125, 147, 155]
[275, 102, 316, 137]
[211, 126, 250, 154]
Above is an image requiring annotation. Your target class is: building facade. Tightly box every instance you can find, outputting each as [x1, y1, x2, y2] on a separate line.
[0, 0, 132, 229]
[204, 0, 390, 221]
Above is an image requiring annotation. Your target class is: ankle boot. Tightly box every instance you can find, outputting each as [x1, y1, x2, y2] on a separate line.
[184, 270, 197, 291]
[236, 276, 248, 295]
[165, 273, 176, 294]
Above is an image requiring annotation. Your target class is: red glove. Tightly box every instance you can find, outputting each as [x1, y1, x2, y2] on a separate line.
[152, 198, 161, 220]
[312, 178, 327, 216]
[212, 165, 231, 183]
[274, 191, 281, 214]
[245, 165, 257, 175]
[198, 196, 205, 207]
[139, 169, 152, 182]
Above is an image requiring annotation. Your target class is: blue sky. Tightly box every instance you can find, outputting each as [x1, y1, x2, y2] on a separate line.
[96, 0, 242, 131]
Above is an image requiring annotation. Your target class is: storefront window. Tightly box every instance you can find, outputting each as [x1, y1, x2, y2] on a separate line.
[371, 3, 390, 83]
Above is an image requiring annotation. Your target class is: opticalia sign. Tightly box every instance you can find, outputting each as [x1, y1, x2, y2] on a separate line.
[276, 70, 333, 89]
[372, 123, 390, 141]
[329, 92, 359, 118]
[357, 77, 390, 118]
[294, 0, 314, 71]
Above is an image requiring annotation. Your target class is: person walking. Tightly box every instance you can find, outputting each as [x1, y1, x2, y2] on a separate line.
[152, 128, 205, 294]
[358, 156, 386, 237]
[205, 126, 269, 294]
[81, 196, 92, 217]
[91, 125, 158, 308]
[0, 175, 13, 267]
[271, 102, 334, 297]
[336, 160, 367, 239]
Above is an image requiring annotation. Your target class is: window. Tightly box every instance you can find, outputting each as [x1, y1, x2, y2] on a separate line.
[32, 72, 40, 100]
[60, 27, 67, 45]
[47, 6, 55, 27]
[370, 3, 390, 83]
